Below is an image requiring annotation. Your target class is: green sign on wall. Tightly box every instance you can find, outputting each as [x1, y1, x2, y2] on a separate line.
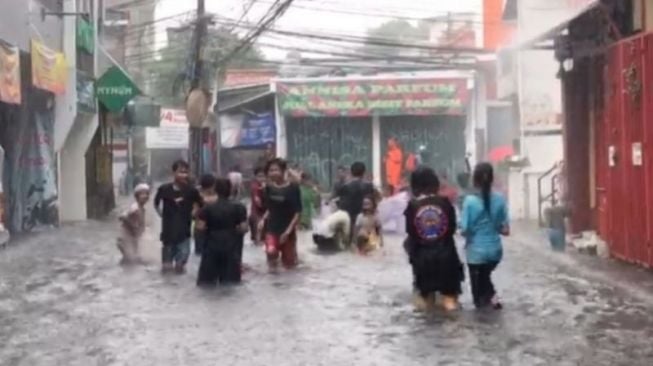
[96, 66, 140, 112]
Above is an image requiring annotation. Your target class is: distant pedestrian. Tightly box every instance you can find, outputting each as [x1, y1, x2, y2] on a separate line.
[154, 160, 202, 274]
[194, 174, 218, 256]
[545, 204, 569, 251]
[404, 167, 463, 312]
[460, 162, 509, 310]
[331, 165, 348, 201]
[354, 196, 383, 255]
[228, 165, 243, 201]
[196, 178, 248, 286]
[249, 166, 267, 244]
[116, 183, 150, 266]
[299, 172, 320, 230]
[258, 158, 302, 270]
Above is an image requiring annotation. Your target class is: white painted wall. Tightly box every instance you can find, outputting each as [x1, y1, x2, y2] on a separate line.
[58, 0, 100, 222]
[54, 0, 78, 153]
[59, 114, 99, 222]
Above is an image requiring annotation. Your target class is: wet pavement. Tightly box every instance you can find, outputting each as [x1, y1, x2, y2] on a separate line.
[1, 215, 653, 365]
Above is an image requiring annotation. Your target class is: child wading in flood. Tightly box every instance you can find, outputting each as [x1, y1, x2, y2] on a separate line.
[460, 162, 509, 310]
[259, 158, 302, 270]
[404, 167, 463, 312]
[154, 160, 202, 274]
[117, 183, 150, 265]
[194, 174, 218, 256]
[355, 196, 383, 255]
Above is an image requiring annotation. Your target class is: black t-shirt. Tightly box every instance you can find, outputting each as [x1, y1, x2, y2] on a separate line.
[154, 183, 202, 244]
[336, 179, 375, 219]
[404, 195, 457, 247]
[198, 199, 247, 249]
[263, 183, 302, 235]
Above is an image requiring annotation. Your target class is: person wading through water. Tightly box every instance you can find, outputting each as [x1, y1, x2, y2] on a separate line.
[460, 162, 509, 310]
[154, 160, 202, 274]
[335, 162, 378, 248]
[196, 178, 248, 286]
[258, 158, 302, 271]
[116, 183, 150, 266]
[404, 167, 463, 312]
[194, 174, 218, 256]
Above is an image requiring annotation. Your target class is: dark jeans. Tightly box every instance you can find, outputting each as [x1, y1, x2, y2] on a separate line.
[468, 262, 499, 308]
[162, 239, 191, 266]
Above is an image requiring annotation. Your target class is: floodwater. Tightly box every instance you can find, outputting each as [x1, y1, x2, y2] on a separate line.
[0, 215, 653, 365]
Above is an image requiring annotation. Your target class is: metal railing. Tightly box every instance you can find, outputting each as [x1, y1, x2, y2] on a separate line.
[538, 162, 563, 226]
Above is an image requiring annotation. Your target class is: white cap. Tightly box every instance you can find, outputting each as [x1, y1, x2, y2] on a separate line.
[134, 183, 150, 194]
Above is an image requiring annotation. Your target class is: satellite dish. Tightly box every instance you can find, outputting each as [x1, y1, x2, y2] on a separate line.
[185, 88, 209, 128]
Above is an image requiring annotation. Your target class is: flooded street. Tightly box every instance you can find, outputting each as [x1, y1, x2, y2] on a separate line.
[1, 216, 653, 366]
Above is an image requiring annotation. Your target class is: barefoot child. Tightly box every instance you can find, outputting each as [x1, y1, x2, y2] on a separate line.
[354, 196, 383, 255]
[117, 184, 150, 265]
[404, 167, 463, 312]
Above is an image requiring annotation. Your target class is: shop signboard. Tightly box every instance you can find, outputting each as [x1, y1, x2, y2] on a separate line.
[145, 125, 189, 150]
[160, 108, 189, 127]
[31, 40, 67, 94]
[96, 66, 140, 112]
[0, 41, 21, 104]
[277, 78, 469, 117]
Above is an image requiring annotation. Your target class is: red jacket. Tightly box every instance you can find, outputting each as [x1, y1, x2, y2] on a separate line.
[250, 181, 265, 217]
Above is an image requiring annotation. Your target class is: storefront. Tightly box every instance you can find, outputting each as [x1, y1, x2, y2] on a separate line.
[275, 75, 472, 190]
[0, 44, 60, 234]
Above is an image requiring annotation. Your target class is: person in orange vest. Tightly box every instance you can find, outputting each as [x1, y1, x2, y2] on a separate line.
[385, 138, 403, 194]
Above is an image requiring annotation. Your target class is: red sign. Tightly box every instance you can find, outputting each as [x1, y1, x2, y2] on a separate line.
[223, 69, 275, 88]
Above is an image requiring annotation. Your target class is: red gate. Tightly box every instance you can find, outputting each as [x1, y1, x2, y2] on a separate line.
[597, 34, 653, 267]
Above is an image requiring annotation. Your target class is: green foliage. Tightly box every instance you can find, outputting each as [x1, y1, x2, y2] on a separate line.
[144, 26, 266, 107]
[363, 20, 430, 57]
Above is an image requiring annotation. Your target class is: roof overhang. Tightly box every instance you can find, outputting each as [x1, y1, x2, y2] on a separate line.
[514, 0, 601, 50]
[216, 84, 272, 113]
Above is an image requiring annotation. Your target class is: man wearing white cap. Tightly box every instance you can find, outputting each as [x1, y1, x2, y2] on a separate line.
[117, 183, 150, 265]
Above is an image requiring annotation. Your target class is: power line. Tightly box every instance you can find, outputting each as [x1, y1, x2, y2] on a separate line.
[217, 0, 296, 66]
[213, 16, 491, 55]
[257, 0, 488, 25]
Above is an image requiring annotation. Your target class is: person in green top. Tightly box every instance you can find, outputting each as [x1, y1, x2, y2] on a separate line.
[299, 172, 320, 230]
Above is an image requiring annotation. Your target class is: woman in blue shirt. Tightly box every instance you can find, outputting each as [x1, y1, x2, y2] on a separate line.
[460, 163, 509, 309]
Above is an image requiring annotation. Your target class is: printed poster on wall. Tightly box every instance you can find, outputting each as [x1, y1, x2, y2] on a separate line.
[0, 42, 21, 104]
[220, 113, 275, 148]
[277, 78, 469, 117]
[31, 40, 67, 95]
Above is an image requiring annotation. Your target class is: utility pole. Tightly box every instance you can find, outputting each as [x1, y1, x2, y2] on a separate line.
[189, 0, 207, 175]
[192, 0, 207, 90]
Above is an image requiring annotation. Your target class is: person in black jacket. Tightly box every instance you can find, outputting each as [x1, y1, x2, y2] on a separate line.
[196, 178, 248, 286]
[154, 160, 202, 274]
[404, 166, 463, 312]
